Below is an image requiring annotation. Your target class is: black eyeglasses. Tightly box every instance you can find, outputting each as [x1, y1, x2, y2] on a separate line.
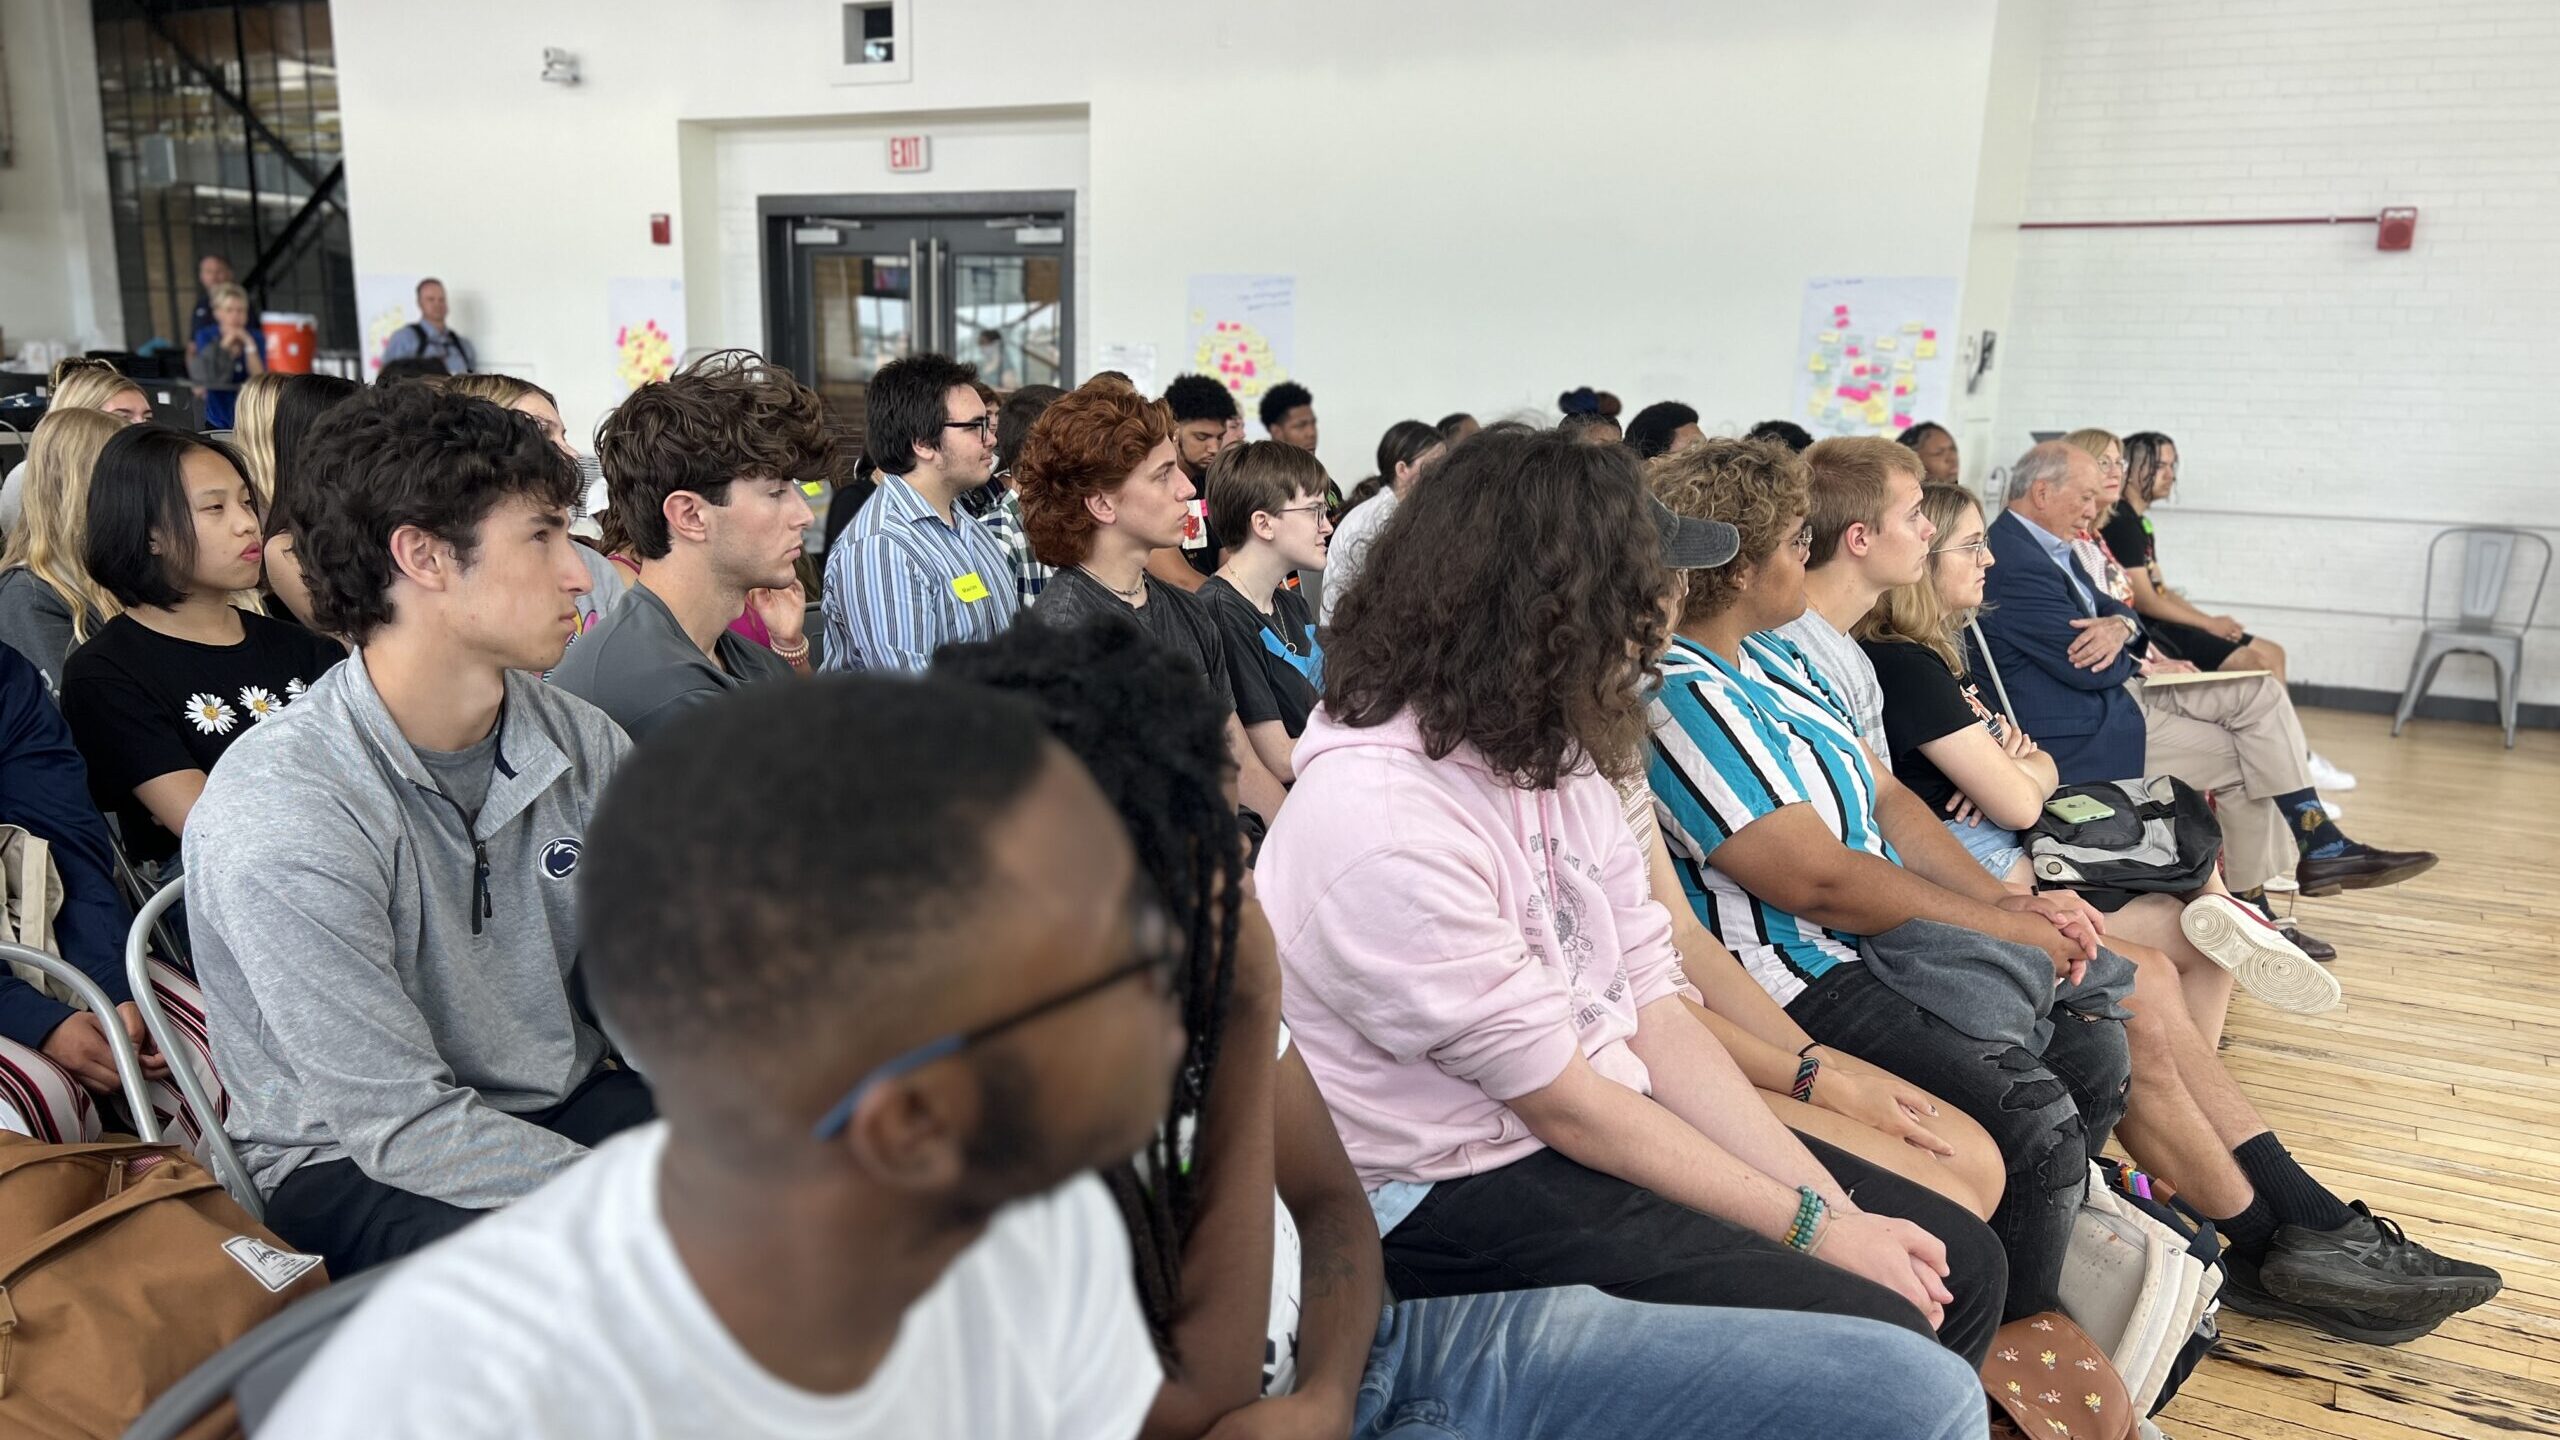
[944, 417, 997, 439]
[810, 890, 1183, 1140]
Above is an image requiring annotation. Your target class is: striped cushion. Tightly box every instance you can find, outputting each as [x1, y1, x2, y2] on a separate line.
[141, 960, 227, 1160]
[0, 1034, 102, 1144]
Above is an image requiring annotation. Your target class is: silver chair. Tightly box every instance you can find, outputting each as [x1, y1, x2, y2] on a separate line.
[122, 1264, 395, 1439]
[0, 941, 159, 1141]
[2393, 526, 2551, 749]
[124, 875, 264, 1219]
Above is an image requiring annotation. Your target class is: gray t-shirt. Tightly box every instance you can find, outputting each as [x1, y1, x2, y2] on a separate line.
[1315, 488, 1399, 629]
[547, 583, 792, 740]
[1775, 610, 1885, 743]
[414, 727, 501, 821]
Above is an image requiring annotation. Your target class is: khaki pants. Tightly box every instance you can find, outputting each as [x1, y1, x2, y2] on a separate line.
[2137, 673, 2311, 892]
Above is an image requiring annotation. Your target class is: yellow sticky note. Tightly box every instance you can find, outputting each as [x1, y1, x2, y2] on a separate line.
[1809, 354, 1829, 373]
[1902, 321, 1924, 333]
[951, 572, 992, 603]
[1895, 358, 1915, 374]
[1873, 335, 1898, 352]
[1864, 401, 1889, 425]
[1807, 397, 1827, 417]
[1915, 340, 1938, 359]
[1818, 331, 1840, 345]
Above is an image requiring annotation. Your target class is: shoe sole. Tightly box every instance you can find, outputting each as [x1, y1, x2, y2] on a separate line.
[2297, 855, 2439, 898]
[2259, 1261, 2503, 1323]
[2183, 899, 2343, 1014]
[2218, 1282, 2444, 1346]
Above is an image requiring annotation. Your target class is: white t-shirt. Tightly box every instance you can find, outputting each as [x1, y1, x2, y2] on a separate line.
[1316, 489, 1399, 628]
[1263, 1028, 1306, 1398]
[267, 1124, 1164, 1439]
[1776, 610, 1886, 743]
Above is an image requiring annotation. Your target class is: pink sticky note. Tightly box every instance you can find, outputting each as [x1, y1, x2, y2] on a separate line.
[1922, 329, 1937, 339]
[1892, 412, 1913, 428]
[1894, 383, 1911, 396]
[1243, 361, 1257, 377]
[1846, 346, 1861, 357]
[1834, 304, 1850, 314]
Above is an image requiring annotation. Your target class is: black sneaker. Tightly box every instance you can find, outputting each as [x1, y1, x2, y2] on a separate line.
[2220, 1250, 2443, 1346]
[2258, 1202, 2502, 1322]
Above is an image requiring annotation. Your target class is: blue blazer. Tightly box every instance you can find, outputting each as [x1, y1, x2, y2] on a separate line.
[1975, 510, 2147, 783]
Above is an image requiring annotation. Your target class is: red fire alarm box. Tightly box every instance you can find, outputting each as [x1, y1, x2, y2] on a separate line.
[2377, 207, 2417, 251]
[650, 213, 671, 246]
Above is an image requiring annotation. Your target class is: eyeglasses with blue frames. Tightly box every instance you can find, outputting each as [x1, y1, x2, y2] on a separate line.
[810, 889, 1184, 1140]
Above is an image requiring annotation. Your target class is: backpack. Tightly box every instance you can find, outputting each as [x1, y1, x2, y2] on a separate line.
[2026, 776, 2222, 908]
[2062, 1159, 2223, 1417]
[0, 1135, 327, 1438]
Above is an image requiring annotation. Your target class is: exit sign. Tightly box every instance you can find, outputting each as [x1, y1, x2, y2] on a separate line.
[888, 134, 931, 173]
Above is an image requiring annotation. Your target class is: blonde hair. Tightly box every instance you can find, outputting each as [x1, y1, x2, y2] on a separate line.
[0, 408, 126, 642]
[443, 373, 554, 411]
[48, 359, 148, 416]
[209, 282, 250, 313]
[2064, 427, 2124, 527]
[1857, 482, 1986, 676]
[231, 371, 288, 504]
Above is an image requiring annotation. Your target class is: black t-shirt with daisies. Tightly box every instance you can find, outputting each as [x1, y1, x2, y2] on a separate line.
[60, 612, 345, 863]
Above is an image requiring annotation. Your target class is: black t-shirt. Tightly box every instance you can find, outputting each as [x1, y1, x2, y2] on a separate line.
[2099, 506, 2159, 589]
[1197, 576, 1321, 736]
[1036, 568, 1236, 718]
[1860, 635, 2013, 818]
[59, 612, 346, 863]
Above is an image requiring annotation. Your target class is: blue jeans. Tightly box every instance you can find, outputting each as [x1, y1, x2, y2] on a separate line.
[1353, 1286, 1986, 1440]
[1945, 813, 2026, 880]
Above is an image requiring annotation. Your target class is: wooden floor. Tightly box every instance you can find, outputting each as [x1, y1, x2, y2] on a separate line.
[2156, 708, 2560, 1439]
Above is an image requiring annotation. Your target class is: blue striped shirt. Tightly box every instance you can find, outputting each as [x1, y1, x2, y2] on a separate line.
[1644, 631, 1899, 1005]
[820, 476, 1020, 672]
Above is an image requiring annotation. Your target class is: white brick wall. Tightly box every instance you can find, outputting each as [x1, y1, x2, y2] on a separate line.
[1994, 0, 2560, 709]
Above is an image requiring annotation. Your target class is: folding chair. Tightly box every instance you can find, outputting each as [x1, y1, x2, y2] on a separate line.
[109, 839, 189, 973]
[123, 1264, 396, 1439]
[0, 940, 161, 1142]
[124, 875, 264, 1219]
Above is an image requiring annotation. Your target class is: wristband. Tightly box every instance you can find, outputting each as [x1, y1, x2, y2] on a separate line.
[1790, 1053, 1821, 1104]
[1785, 1186, 1828, 1253]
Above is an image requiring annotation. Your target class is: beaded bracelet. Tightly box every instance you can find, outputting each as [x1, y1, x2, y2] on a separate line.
[1785, 1185, 1828, 1253]
[1790, 1053, 1821, 1104]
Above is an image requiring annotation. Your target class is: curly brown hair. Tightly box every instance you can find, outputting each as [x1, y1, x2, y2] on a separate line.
[1649, 437, 1809, 626]
[1015, 384, 1171, 568]
[1325, 428, 1670, 788]
[592, 349, 839, 560]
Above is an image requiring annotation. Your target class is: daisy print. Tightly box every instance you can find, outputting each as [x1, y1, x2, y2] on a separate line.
[185, 693, 238, 735]
[239, 685, 283, 721]
[285, 677, 308, 702]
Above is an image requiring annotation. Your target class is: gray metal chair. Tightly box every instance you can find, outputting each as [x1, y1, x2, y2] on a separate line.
[122, 1263, 395, 1439]
[2393, 526, 2551, 749]
[123, 875, 264, 1219]
[0, 940, 159, 1142]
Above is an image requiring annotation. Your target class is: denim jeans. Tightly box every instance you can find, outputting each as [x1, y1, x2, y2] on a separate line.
[1353, 1286, 1988, 1440]
[1788, 962, 2130, 1320]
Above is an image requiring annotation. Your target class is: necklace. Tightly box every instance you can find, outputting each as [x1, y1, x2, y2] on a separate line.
[1079, 564, 1146, 603]
[1213, 567, 1302, 654]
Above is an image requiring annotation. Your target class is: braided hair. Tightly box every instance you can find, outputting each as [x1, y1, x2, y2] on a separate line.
[930, 616, 1245, 1366]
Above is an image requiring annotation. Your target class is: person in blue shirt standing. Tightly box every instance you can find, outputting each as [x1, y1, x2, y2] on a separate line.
[379, 278, 477, 375]
[186, 283, 267, 429]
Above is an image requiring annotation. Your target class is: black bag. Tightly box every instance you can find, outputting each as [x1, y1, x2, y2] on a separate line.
[2026, 776, 2222, 909]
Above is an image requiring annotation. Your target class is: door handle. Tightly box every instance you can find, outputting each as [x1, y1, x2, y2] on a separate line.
[904, 238, 922, 359]
[927, 236, 946, 355]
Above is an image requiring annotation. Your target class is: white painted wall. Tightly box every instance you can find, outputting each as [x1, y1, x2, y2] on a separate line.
[1993, 0, 2559, 707]
[328, 0, 2011, 485]
[0, 0, 121, 356]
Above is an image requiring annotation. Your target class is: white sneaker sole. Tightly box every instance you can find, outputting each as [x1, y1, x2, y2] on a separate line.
[2182, 896, 2343, 1014]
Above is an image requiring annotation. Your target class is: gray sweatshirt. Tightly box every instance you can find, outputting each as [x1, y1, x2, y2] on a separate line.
[0, 566, 95, 694]
[183, 651, 630, 1205]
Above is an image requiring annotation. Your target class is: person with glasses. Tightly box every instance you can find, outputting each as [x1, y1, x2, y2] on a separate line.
[267, 675, 1184, 1437]
[1642, 435, 2130, 1341]
[1199, 441, 1332, 786]
[820, 352, 1017, 672]
[935, 615, 1992, 1440]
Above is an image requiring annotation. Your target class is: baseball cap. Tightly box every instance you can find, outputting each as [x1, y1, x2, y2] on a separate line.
[1650, 494, 1741, 569]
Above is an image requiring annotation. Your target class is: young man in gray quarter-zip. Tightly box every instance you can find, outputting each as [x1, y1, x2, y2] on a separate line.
[184, 383, 655, 1275]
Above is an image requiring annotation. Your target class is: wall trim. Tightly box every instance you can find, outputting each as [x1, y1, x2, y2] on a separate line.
[2290, 682, 2554, 733]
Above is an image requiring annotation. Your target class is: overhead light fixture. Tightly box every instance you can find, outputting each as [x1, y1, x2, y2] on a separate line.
[541, 48, 581, 86]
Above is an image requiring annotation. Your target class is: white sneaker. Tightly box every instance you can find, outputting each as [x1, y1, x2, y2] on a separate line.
[2181, 893, 2343, 1014]
[2306, 750, 2357, 791]
[2320, 798, 2345, 822]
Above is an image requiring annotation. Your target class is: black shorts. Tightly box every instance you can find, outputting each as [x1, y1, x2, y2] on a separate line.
[2147, 617, 2253, 671]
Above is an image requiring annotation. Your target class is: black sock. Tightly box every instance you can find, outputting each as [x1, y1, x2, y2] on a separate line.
[2232, 1132, 2355, 1233]
[2232, 886, 2273, 921]
[2275, 788, 2349, 858]
[2214, 1192, 2281, 1260]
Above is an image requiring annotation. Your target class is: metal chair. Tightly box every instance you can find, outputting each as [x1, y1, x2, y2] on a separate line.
[123, 1264, 395, 1439]
[0, 941, 159, 1142]
[2393, 526, 2551, 749]
[125, 875, 264, 1219]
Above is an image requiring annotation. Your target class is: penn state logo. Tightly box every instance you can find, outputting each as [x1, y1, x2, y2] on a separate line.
[540, 838, 583, 880]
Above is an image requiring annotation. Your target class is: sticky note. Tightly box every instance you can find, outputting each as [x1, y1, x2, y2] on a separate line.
[1834, 304, 1850, 315]
[1895, 359, 1914, 374]
[951, 572, 991, 603]
[1809, 354, 1828, 373]
[1922, 329, 1938, 339]
[1892, 411, 1914, 428]
[1915, 340, 1938, 359]
[1819, 331, 1840, 344]
[1864, 401, 1889, 425]
[1846, 346, 1862, 357]
[1902, 322, 1923, 333]
[1874, 336, 1898, 352]
[1894, 382, 1911, 396]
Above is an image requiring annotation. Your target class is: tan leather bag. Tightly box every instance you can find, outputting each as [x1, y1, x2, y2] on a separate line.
[0, 1134, 326, 1438]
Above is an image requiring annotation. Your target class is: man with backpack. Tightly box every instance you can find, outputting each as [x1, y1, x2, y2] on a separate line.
[379, 278, 477, 375]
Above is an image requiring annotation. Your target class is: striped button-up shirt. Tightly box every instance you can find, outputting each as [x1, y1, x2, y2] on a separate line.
[821, 475, 1020, 672]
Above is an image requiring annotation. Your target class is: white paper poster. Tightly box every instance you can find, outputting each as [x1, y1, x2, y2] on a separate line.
[1791, 276, 1961, 440]
[1185, 274, 1295, 426]
[1095, 341, 1158, 396]
[607, 277, 685, 392]
[355, 272, 426, 381]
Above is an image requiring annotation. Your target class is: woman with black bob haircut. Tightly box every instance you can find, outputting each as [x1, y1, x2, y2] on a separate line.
[1257, 428, 2007, 1363]
[60, 426, 344, 871]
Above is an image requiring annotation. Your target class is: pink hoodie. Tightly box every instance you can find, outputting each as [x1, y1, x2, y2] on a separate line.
[1255, 706, 1700, 1188]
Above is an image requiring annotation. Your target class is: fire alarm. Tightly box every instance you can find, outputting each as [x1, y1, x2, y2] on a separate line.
[2377, 207, 2418, 251]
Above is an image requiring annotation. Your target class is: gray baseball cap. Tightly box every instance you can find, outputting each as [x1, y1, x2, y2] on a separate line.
[1650, 494, 1742, 569]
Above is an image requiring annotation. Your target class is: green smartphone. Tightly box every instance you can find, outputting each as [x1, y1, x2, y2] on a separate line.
[2044, 794, 2118, 825]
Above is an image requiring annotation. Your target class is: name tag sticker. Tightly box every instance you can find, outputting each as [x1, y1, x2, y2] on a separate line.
[951, 572, 992, 603]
